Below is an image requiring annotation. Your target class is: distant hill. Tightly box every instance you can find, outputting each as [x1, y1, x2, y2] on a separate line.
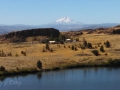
[0, 17, 119, 34]
[0, 28, 60, 42]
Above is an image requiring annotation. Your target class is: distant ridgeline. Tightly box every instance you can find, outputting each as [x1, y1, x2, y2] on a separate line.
[0, 28, 60, 42]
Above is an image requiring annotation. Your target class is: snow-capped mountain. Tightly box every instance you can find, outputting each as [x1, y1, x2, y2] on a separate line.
[56, 16, 75, 23]
[55, 16, 82, 25]
[0, 16, 119, 34]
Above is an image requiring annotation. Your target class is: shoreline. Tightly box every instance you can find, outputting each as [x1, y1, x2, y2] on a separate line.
[0, 60, 120, 76]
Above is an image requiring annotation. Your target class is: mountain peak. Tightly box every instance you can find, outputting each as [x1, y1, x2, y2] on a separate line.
[56, 16, 75, 24]
[55, 16, 83, 25]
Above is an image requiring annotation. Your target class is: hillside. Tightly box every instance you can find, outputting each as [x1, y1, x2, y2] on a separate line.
[0, 28, 60, 42]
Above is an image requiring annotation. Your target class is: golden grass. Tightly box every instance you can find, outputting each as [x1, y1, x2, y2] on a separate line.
[0, 34, 120, 73]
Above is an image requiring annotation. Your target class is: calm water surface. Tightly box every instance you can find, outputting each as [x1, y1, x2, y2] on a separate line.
[0, 67, 120, 90]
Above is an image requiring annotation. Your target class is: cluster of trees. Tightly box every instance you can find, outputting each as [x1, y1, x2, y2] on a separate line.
[112, 29, 120, 34]
[0, 66, 5, 71]
[42, 43, 53, 52]
[0, 50, 12, 57]
[80, 38, 92, 49]
[92, 40, 111, 56]
[71, 45, 77, 51]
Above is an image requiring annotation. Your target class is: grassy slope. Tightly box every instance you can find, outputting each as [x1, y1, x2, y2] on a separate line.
[0, 34, 120, 74]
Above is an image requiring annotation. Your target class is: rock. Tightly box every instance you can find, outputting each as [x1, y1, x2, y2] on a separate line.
[0, 28, 60, 42]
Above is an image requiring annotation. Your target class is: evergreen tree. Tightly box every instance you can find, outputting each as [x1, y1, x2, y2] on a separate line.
[37, 60, 42, 69]
[105, 40, 110, 48]
[74, 47, 77, 51]
[71, 45, 74, 50]
[83, 38, 87, 47]
[87, 43, 92, 49]
[100, 46, 105, 52]
[45, 43, 50, 50]
[91, 50, 99, 56]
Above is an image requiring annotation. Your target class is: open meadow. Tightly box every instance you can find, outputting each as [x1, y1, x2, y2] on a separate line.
[0, 34, 120, 75]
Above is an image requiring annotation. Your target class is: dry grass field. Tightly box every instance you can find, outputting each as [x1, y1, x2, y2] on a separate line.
[0, 34, 120, 73]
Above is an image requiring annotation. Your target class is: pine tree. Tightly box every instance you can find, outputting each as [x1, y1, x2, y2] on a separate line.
[71, 45, 74, 50]
[87, 43, 92, 49]
[91, 50, 99, 56]
[100, 46, 105, 52]
[83, 40, 87, 47]
[37, 60, 42, 69]
[45, 43, 50, 50]
[105, 41, 110, 48]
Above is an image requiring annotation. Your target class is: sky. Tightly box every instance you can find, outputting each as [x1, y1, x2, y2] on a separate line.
[0, 0, 120, 25]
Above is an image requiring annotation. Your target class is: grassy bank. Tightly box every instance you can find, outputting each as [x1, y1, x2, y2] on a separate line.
[0, 34, 120, 76]
[0, 68, 39, 76]
[0, 58, 120, 76]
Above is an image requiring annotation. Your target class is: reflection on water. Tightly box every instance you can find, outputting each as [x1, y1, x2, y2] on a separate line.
[0, 67, 120, 90]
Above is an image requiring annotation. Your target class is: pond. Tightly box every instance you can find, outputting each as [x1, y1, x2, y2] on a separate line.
[0, 67, 120, 90]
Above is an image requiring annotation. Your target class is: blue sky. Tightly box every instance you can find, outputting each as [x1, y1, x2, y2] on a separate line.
[0, 0, 120, 25]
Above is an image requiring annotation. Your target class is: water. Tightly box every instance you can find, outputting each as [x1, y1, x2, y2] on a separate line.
[0, 67, 120, 90]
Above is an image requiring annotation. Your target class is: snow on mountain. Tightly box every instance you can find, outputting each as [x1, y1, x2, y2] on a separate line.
[56, 16, 74, 23]
[0, 16, 119, 34]
[55, 16, 82, 25]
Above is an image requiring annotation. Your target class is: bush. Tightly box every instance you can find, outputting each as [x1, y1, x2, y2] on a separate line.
[91, 50, 99, 56]
[7, 52, 12, 56]
[50, 48, 53, 52]
[74, 47, 77, 51]
[108, 59, 120, 66]
[68, 45, 70, 48]
[105, 40, 110, 48]
[87, 43, 92, 49]
[64, 45, 66, 48]
[37, 60, 42, 69]
[71, 45, 74, 50]
[100, 46, 105, 52]
[81, 45, 85, 49]
[21, 51, 26, 56]
[83, 40, 87, 47]
[0, 50, 6, 57]
[15, 53, 19, 57]
[42, 49, 46, 52]
[45, 43, 50, 50]
[0, 66, 5, 71]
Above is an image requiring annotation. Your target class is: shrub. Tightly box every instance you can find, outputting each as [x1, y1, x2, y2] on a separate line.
[50, 48, 53, 52]
[83, 40, 87, 47]
[0, 66, 5, 71]
[76, 38, 79, 41]
[71, 45, 74, 50]
[0, 50, 6, 57]
[21, 51, 26, 56]
[7, 52, 12, 56]
[64, 45, 66, 48]
[100, 46, 105, 52]
[81, 45, 85, 49]
[15, 53, 18, 57]
[37, 60, 42, 69]
[105, 40, 110, 48]
[74, 47, 77, 51]
[45, 43, 50, 50]
[87, 43, 92, 49]
[68, 45, 70, 48]
[42, 49, 46, 52]
[91, 50, 99, 56]
[108, 59, 120, 66]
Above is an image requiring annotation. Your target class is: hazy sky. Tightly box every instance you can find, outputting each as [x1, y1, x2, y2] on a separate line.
[0, 0, 120, 25]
